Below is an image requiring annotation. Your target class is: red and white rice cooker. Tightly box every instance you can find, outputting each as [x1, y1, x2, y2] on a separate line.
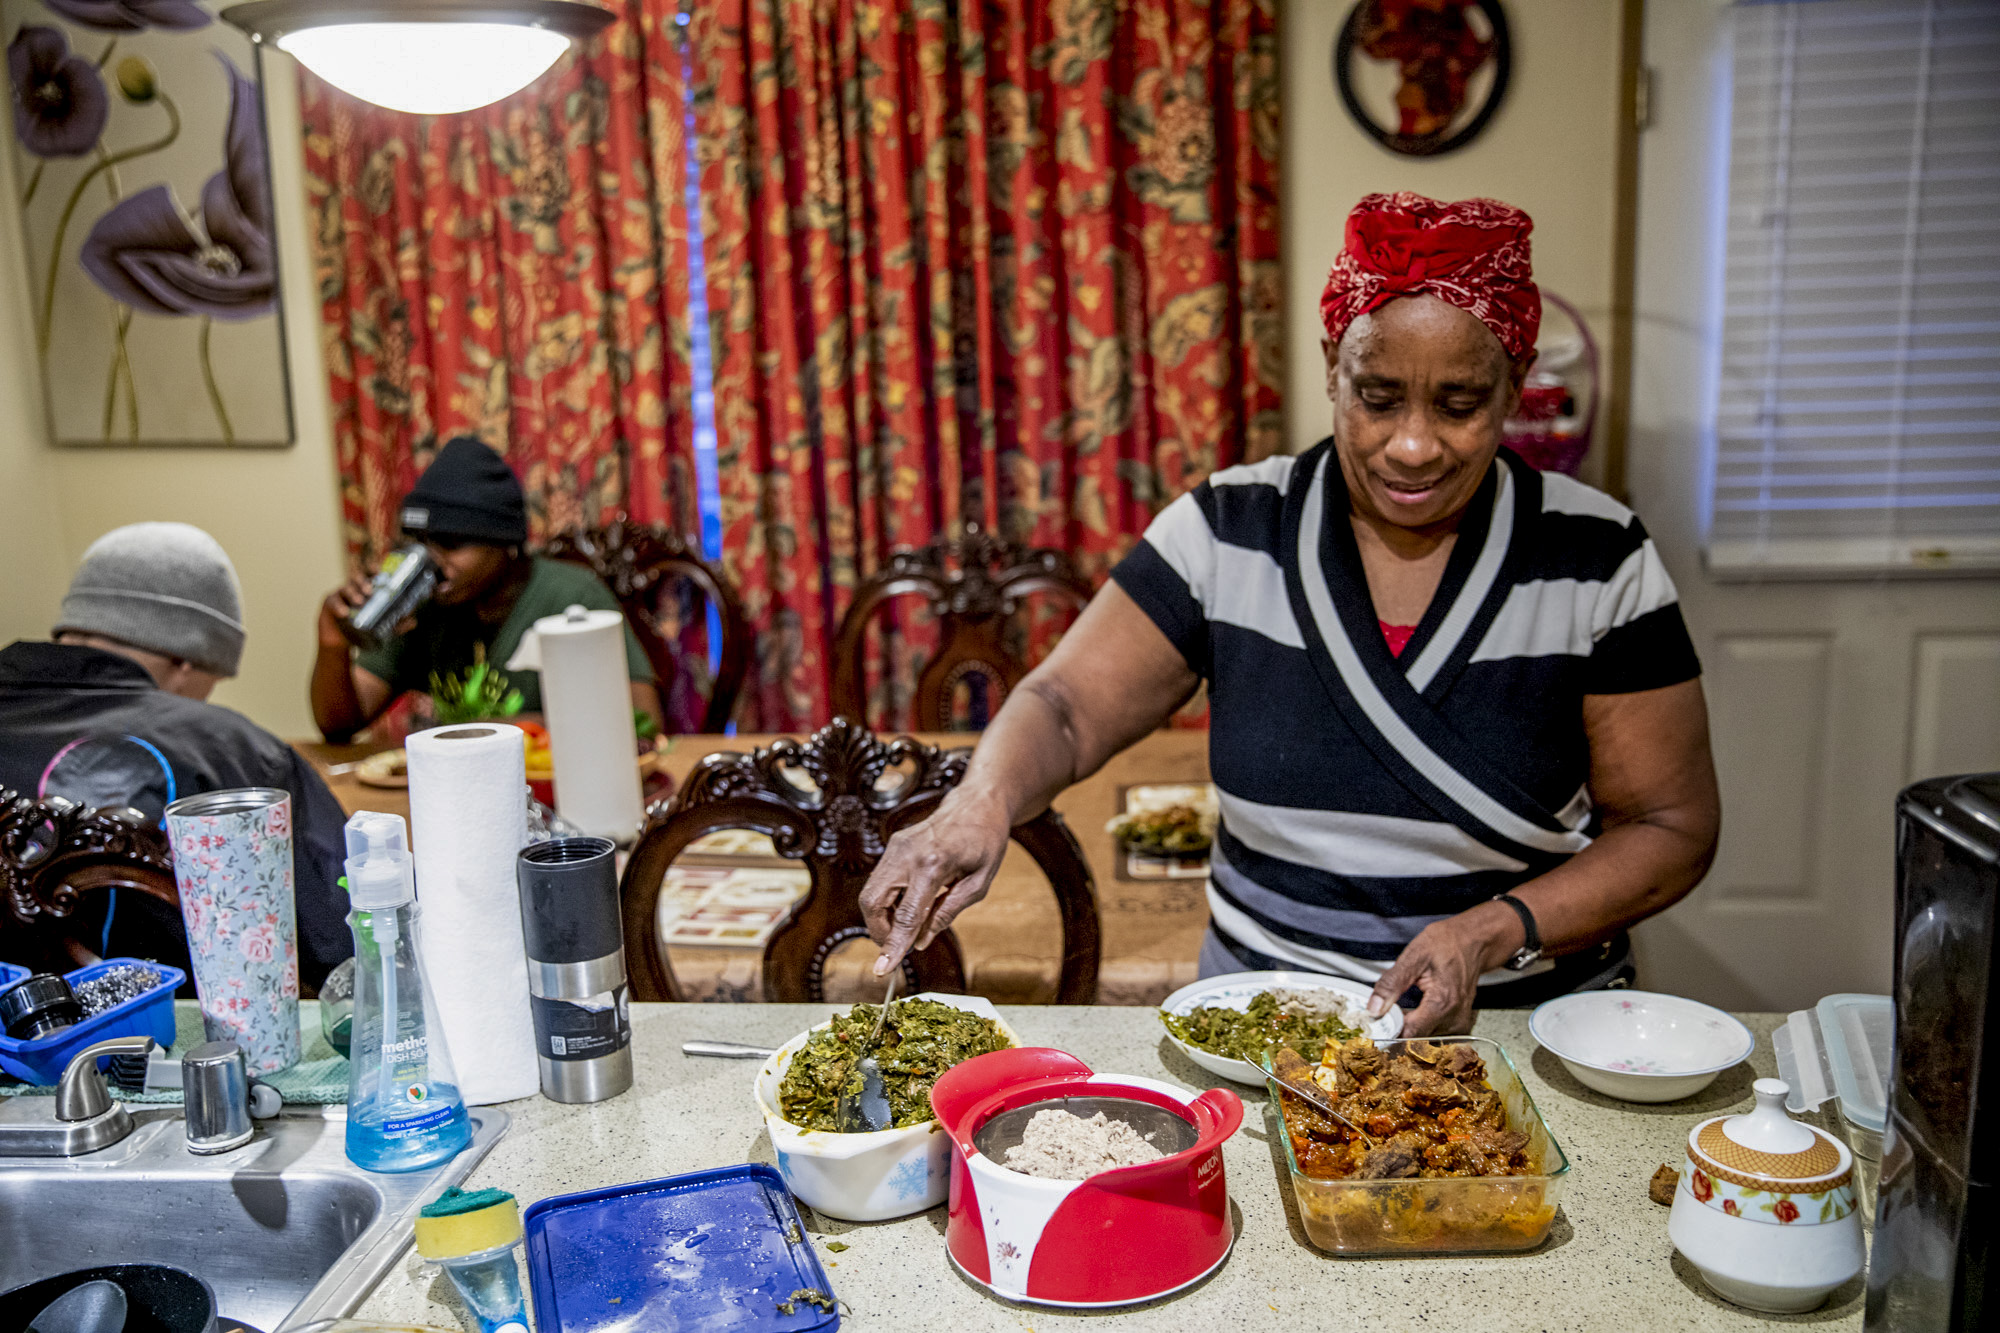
[929, 1047, 1243, 1307]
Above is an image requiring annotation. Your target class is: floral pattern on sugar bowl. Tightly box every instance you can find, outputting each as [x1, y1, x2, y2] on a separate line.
[1682, 1154, 1856, 1226]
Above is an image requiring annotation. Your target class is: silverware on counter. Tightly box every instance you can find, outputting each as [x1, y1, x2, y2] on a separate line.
[682, 1041, 777, 1060]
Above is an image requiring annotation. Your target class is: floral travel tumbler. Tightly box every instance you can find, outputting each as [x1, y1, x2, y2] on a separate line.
[164, 787, 302, 1075]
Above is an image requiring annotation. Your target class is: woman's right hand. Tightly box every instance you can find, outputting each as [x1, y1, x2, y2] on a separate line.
[860, 788, 1013, 976]
[316, 570, 374, 651]
[855, 584, 1201, 978]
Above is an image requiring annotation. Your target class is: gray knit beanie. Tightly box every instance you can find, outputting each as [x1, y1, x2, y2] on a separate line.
[56, 522, 247, 677]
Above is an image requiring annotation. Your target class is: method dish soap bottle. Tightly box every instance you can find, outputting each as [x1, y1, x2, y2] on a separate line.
[343, 811, 472, 1172]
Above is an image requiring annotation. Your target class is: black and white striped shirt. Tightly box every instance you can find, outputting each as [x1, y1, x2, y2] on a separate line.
[1111, 439, 1701, 986]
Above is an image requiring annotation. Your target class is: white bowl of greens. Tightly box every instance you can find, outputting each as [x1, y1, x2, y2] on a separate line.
[754, 992, 1017, 1221]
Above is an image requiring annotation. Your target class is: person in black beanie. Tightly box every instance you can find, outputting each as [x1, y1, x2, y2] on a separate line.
[311, 437, 660, 741]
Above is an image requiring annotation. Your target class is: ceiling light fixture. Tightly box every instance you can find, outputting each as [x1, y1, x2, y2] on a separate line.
[221, 1, 614, 116]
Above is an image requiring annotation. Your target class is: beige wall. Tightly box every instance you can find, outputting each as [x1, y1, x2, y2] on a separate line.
[1280, 0, 1625, 486]
[0, 173, 67, 639]
[0, 56, 344, 739]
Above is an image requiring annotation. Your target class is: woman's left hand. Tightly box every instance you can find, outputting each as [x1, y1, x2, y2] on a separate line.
[1366, 901, 1518, 1037]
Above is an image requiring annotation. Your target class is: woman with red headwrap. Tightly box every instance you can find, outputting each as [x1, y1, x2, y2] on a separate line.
[858, 193, 1719, 1035]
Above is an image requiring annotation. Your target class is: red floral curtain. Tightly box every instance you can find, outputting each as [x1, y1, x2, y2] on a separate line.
[301, 2, 700, 560]
[689, 0, 1283, 730]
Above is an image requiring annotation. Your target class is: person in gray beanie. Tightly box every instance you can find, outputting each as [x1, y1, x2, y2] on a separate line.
[0, 522, 353, 990]
[54, 521, 247, 695]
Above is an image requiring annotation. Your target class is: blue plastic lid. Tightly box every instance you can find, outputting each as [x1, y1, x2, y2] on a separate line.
[523, 1165, 839, 1333]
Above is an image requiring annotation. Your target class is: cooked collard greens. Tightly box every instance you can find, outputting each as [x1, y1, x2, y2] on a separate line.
[1160, 989, 1363, 1064]
[777, 999, 1010, 1132]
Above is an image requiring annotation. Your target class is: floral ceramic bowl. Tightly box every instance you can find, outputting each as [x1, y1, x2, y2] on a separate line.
[1528, 990, 1753, 1103]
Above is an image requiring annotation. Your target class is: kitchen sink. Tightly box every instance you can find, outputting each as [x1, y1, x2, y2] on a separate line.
[0, 1103, 507, 1330]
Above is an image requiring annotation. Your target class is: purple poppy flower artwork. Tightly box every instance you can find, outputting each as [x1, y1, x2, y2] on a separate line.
[41, 0, 210, 32]
[8, 24, 108, 157]
[9, 2, 291, 445]
[80, 55, 274, 320]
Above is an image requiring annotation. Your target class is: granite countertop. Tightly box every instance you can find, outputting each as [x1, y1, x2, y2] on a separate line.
[351, 1005, 1864, 1332]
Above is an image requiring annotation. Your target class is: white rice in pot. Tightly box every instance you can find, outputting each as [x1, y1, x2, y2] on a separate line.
[1002, 1109, 1167, 1180]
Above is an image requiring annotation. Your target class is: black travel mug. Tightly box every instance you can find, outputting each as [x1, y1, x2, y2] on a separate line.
[516, 837, 633, 1103]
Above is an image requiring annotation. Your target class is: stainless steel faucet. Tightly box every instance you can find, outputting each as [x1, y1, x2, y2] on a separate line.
[0, 1035, 155, 1156]
[182, 1040, 255, 1154]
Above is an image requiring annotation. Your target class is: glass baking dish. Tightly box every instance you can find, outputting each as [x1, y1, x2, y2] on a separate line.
[1270, 1036, 1569, 1256]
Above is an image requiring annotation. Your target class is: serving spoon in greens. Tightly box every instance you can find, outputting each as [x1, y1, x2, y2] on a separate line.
[835, 968, 900, 1132]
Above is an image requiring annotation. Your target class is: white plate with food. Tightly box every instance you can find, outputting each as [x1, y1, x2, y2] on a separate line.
[1158, 970, 1403, 1085]
[352, 747, 408, 788]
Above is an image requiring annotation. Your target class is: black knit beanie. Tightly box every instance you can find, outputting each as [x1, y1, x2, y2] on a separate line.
[400, 437, 528, 545]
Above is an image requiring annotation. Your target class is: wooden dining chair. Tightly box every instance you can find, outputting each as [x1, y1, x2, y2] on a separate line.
[618, 718, 1101, 1004]
[829, 525, 1092, 732]
[542, 515, 751, 733]
[0, 790, 179, 976]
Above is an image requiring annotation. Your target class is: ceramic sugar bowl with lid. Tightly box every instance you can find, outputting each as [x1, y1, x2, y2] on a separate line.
[1668, 1077, 1864, 1312]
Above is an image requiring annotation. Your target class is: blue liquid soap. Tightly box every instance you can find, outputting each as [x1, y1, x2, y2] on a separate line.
[341, 812, 471, 1172]
[437, 1243, 529, 1333]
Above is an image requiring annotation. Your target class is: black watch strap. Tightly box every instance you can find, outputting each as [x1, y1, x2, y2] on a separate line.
[1492, 892, 1542, 971]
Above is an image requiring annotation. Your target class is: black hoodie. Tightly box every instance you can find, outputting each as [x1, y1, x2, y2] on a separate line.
[0, 641, 353, 990]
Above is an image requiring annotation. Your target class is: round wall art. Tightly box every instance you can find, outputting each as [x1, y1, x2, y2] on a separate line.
[1333, 0, 1512, 158]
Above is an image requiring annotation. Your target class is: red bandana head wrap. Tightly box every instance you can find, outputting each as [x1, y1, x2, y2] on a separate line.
[1320, 192, 1540, 363]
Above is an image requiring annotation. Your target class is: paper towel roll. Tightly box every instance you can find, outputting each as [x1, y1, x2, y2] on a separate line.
[525, 604, 645, 842]
[406, 723, 538, 1105]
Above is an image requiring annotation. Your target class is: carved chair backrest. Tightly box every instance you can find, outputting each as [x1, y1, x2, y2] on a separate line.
[0, 790, 178, 975]
[542, 516, 752, 733]
[618, 719, 1100, 1004]
[829, 527, 1091, 732]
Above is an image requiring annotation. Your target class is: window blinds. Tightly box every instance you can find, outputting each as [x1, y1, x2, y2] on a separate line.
[1713, 0, 2000, 575]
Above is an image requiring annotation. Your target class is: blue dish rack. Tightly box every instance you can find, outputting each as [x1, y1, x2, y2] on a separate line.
[0, 958, 184, 1085]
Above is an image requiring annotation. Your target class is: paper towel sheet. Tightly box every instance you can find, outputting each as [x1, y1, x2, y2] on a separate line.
[406, 723, 537, 1104]
[531, 604, 645, 841]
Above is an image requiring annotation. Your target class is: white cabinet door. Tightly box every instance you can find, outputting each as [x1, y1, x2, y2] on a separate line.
[1625, 1, 2000, 1012]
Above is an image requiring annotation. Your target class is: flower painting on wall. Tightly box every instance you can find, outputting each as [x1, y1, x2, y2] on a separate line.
[4, 0, 290, 445]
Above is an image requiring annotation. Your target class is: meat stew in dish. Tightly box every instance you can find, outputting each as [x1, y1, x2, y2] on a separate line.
[1275, 1039, 1532, 1180]
[1271, 1036, 1567, 1255]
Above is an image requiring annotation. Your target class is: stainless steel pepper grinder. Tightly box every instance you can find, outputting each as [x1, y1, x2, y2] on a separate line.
[515, 836, 633, 1103]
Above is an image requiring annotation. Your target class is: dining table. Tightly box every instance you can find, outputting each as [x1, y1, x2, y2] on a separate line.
[342, 1003, 1861, 1331]
[297, 729, 1214, 1006]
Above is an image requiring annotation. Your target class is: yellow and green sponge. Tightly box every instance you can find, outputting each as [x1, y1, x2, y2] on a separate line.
[415, 1186, 522, 1260]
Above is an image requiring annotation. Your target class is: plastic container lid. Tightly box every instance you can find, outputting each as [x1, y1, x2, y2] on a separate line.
[1771, 992, 1893, 1136]
[523, 1165, 839, 1332]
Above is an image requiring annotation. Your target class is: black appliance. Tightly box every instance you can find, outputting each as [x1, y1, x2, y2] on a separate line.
[1867, 773, 2000, 1332]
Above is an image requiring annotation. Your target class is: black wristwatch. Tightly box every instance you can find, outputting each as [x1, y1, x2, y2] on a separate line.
[1491, 893, 1542, 971]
